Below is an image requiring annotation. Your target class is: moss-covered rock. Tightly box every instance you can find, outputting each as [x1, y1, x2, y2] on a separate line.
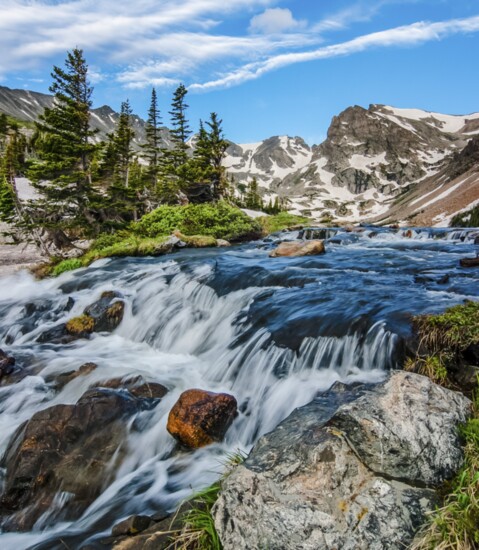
[65, 314, 95, 336]
[257, 212, 311, 234]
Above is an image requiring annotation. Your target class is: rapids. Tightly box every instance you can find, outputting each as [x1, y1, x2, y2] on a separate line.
[0, 226, 478, 548]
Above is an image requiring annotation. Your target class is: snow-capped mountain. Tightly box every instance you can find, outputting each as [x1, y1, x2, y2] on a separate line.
[224, 105, 479, 224]
[1, 84, 478, 225]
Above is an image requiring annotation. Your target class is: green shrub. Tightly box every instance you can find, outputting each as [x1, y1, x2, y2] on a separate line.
[132, 202, 261, 241]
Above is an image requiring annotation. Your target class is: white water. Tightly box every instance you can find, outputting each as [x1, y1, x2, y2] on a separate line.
[0, 227, 478, 548]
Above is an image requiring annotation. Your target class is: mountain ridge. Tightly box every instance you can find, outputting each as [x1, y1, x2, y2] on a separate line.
[1, 84, 478, 226]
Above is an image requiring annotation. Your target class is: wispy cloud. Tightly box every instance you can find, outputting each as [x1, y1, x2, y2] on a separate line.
[190, 15, 479, 91]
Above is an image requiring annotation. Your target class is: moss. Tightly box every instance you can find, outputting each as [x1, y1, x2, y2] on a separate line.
[136, 235, 171, 256]
[51, 258, 84, 277]
[257, 212, 311, 234]
[65, 314, 95, 335]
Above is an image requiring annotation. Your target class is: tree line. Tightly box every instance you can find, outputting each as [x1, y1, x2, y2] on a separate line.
[0, 48, 286, 249]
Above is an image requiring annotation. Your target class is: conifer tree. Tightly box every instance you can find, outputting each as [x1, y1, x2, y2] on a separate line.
[28, 48, 100, 239]
[142, 88, 162, 186]
[245, 177, 262, 209]
[168, 84, 191, 169]
[205, 112, 229, 199]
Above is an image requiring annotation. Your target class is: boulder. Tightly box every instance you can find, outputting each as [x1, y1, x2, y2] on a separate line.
[269, 240, 325, 258]
[167, 389, 238, 448]
[216, 239, 231, 247]
[48, 362, 98, 390]
[213, 372, 471, 550]
[0, 387, 154, 530]
[92, 375, 168, 400]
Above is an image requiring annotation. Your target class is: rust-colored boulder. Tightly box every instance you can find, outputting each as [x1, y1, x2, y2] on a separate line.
[269, 240, 325, 258]
[167, 389, 238, 448]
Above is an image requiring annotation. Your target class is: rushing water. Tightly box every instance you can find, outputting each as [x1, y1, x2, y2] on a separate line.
[0, 226, 478, 548]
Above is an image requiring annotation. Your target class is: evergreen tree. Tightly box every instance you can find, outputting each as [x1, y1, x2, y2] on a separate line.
[113, 99, 135, 187]
[245, 177, 262, 209]
[205, 112, 229, 199]
[28, 48, 100, 239]
[142, 88, 162, 186]
[168, 84, 191, 169]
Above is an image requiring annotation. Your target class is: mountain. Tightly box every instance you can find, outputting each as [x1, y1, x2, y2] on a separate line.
[0, 85, 172, 148]
[225, 105, 479, 225]
[1, 84, 478, 225]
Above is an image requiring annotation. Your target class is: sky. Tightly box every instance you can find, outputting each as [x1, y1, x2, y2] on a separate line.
[0, 0, 478, 145]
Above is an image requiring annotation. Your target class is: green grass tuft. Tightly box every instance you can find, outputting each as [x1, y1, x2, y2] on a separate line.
[51, 258, 84, 277]
[257, 212, 310, 234]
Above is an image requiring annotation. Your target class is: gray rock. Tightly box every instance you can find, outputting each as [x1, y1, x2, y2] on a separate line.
[213, 371, 471, 550]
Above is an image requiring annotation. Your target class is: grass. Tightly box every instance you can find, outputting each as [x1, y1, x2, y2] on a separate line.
[45, 203, 263, 277]
[405, 301, 479, 389]
[167, 451, 246, 550]
[407, 302, 479, 549]
[257, 212, 310, 234]
[411, 393, 479, 550]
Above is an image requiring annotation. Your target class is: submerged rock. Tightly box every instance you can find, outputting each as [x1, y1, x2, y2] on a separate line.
[37, 291, 125, 343]
[167, 389, 238, 448]
[0, 349, 16, 382]
[213, 371, 471, 550]
[269, 239, 325, 258]
[0, 385, 166, 531]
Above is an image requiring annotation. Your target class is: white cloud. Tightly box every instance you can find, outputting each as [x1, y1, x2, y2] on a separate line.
[249, 8, 305, 34]
[190, 15, 479, 91]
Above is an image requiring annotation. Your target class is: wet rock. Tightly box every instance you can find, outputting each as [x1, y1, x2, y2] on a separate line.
[269, 240, 325, 258]
[0, 349, 16, 381]
[460, 257, 479, 267]
[414, 273, 450, 285]
[84, 291, 125, 332]
[93, 375, 168, 400]
[0, 388, 145, 530]
[167, 389, 238, 448]
[216, 239, 231, 247]
[213, 371, 471, 550]
[37, 291, 125, 343]
[48, 362, 98, 390]
[111, 515, 153, 537]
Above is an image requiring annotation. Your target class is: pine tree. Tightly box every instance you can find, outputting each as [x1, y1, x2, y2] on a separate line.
[168, 84, 191, 169]
[142, 88, 162, 186]
[246, 177, 262, 209]
[205, 113, 229, 199]
[28, 48, 100, 239]
[104, 100, 141, 225]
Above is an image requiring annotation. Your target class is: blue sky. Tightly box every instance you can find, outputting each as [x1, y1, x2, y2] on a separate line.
[1, 0, 478, 144]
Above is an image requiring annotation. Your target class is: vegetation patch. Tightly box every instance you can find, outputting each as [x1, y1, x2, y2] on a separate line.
[133, 202, 261, 242]
[257, 212, 310, 234]
[412, 396, 479, 550]
[451, 205, 479, 228]
[167, 452, 245, 550]
[405, 301, 479, 390]
[407, 301, 479, 549]
[51, 258, 84, 277]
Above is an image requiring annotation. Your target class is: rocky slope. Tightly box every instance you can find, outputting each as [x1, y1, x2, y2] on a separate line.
[2, 84, 479, 225]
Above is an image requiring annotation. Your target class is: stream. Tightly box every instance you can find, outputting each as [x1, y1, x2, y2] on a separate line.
[0, 226, 478, 548]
